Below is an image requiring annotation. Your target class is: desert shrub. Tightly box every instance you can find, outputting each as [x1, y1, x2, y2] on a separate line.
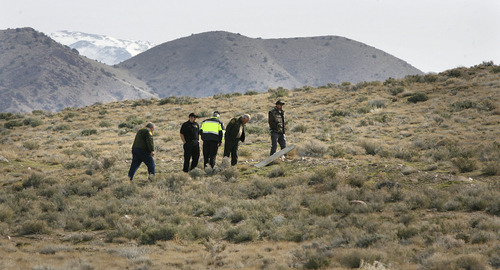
[99, 120, 112, 127]
[482, 162, 500, 176]
[347, 170, 368, 188]
[450, 100, 477, 111]
[4, 120, 23, 129]
[0, 205, 14, 222]
[139, 224, 177, 245]
[220, 166, 239, 182]
[355, 234, 382, 248]
[299, 140, 327, 157]
[53, 124, 71, 131]
[359, 140, 381, 155]
[23, 140, 40, 150]
[245, 125, 267, 135]
[397, 226, 418, 240]
[118, 115, 143, 129]
[447, 69, 463, 78]
[407, 92, 428, 103]
[0, 112, 15, 120]
[331, 109, 350, 117]
[368, 99, 387, 109]
[23, 117, 43, 127]
[339, 249, 385, 268]
[132, 99, 153, 107]
[328, 145, 345, 158]
[113, 183, 136, 199]
[268, 166, 286, 178]
[224, 223, 258, 243]
[17, 220, 48, 235]
[388, 87, 404, 96]
[22, 173, 45, 188]
[455, 254, 488, 270]
[245, 90, 259, 95]
[159, 96, 193, 105]
[80, 129, 97, 136]
[452, 157, 476, 172]
[268, 87, 289, 98]
[163, 172, 190, 191]
[393, 145, 417, 161]
[470, 231, 495, 244]
[308, 166, 338, 186]
[304, 253, 331, 269]
[292, 123, 308, 133]
[244, 178, 274, 199]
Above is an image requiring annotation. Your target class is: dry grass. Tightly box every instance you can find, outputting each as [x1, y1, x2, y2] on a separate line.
[0, 64, 499, 269]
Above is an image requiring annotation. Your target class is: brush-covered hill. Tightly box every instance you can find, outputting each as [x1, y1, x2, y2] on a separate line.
[0, 64, 498, 269]
[118, 31, 423, 97]
[0, 28, 156, 113]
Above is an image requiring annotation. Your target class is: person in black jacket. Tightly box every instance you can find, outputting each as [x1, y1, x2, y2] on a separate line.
[128, 123, 155, 181]
[223, 114, 250, 166]
[180, 113, 200, 172]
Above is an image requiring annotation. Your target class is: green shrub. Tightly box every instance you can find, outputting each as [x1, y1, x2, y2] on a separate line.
[80, 129, 97, 136]
[4, 120, 23, 129]
[389, 87, 404, 96]
[23, 117, 43, 127]
[340, 249, 385, 268]
[118, 115, 143, 129]
[224, 224, 258, 243]
[292, 123, 308, 133]
[268, 87, 289, 98]
[18, 220, 48, 235]
[22, 173, 45, 188]
[23, 140, 40, 150]
[407, 92, 429, 103]
[452, 157, 476, 173]
[450, 100, 477, 111]
[139, 225, 177, 245]
[113, 183, 136, 199]
[331, 109, 350, 117]
[245, 90, 259, 95]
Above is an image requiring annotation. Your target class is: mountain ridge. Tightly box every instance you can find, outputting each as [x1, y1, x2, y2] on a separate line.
[118, 31, 423, 97]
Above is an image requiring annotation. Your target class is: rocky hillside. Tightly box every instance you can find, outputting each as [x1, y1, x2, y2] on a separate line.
[0, 28, 156, 113]
[118, 31, 423, 97]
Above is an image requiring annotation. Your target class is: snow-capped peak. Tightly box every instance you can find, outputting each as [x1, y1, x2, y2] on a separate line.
[49, 30, 156, 65]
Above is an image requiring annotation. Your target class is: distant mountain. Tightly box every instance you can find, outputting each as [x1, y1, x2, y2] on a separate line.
[49, 30, 156, 65]
[118, 31, 424, 97]
[0, 28, 156, 113]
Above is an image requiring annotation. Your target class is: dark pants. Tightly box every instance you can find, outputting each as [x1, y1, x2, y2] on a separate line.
[203, 140, 219, 168]
[223, 139, 239, 166]
[270, 132, 287, 155]
[128, 148, 155, 180]
[183, 140, 200, 172]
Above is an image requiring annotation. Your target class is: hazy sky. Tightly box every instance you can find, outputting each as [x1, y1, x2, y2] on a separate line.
[2, 0, 499, 73]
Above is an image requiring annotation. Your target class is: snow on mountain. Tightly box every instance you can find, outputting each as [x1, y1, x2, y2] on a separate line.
[49, 30, 156, 65]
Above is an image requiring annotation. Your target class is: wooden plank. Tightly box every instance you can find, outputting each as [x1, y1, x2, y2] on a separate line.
[254, 145, 295, 168]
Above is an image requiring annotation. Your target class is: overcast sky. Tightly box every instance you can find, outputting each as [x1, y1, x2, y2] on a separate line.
[2, 0, 499, 73]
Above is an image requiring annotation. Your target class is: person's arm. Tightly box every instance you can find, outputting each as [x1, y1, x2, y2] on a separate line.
[180, 133, 186, 144]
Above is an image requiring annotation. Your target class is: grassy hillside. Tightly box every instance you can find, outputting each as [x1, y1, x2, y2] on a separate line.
[0, 63, 499, 269]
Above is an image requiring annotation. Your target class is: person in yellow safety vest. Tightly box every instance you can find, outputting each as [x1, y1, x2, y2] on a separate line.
[200, 111, 225, 169]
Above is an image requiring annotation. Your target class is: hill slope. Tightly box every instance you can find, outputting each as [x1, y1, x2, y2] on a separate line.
[0, 28, 156, 113]
[118, 31, 423, 97]
[0, 64, 499, 269]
